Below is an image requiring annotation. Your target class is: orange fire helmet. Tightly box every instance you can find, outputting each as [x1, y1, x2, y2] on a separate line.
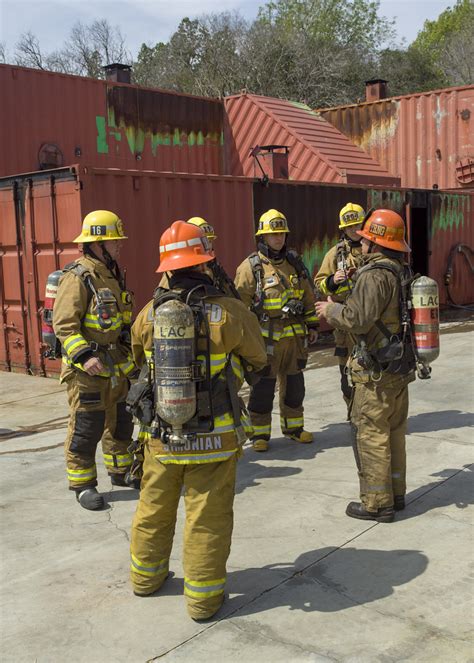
[156, 220, 214, 273]
[358, 209, 411, 253]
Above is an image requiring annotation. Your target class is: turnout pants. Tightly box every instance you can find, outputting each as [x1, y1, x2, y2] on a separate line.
[350, 373, 411, 511]
[63, 371, 133, 490]
[130, 444, 237, 620]
[248, 335, 307, 441]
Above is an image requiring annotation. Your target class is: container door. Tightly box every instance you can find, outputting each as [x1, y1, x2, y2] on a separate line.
[21, 176, 82, 376]
[0, 183, 30, 372]
[406, 203, 430, 276]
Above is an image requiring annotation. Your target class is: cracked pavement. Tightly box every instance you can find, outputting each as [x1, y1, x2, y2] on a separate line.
[0, 330, 473, 662]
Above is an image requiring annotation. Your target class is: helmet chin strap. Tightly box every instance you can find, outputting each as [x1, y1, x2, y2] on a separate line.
[85, 242, 124, 288]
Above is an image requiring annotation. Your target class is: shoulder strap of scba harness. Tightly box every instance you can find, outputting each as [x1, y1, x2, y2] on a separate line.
[248, 249, 316, 312]
[63, 261, 96, 302]
[354, 261, 417, 375]
[356, 260, 410, 338]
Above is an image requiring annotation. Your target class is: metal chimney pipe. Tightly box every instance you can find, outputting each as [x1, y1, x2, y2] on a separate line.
[103, 63, 132, 84]
[365, 79, 388, 102]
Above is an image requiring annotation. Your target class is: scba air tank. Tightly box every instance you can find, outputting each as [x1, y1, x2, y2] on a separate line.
[410, 276, 440, 365]
[154, 299, 197, 445]
[42, 270, 64, 358]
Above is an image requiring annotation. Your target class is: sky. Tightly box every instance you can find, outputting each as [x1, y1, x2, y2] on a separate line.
[0, 0, 455, 59]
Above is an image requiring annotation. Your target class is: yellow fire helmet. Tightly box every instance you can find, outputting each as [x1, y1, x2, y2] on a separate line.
[255, 209, 290, 236]
[339, 203, 365, 229]
[73, 210, 127, 243]
[187, 216, 217, 240]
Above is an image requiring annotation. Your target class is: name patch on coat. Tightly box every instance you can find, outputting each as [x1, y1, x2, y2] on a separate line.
[162, 436, 223, 452]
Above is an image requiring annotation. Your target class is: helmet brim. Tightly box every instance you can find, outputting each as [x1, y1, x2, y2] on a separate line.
[73, 235, 128, 243]
[357, 228, 411, 252]
[156, 253, 214, 273]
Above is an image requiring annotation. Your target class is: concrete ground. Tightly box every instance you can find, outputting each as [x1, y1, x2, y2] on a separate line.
[0, 326, 473, 663]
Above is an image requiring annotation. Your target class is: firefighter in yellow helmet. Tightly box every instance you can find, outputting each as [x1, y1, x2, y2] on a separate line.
[53, 210, 137, 510]
[234, 209, 319, 452]
[187, 216, 217, 248]
[314, 203, 365, 409]
[129, 221, 267, 620]
[316, 210, 415, 523]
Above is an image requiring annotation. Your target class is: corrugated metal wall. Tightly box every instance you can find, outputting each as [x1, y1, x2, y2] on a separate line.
[253, 181, 367, 279]
[79, 168, 256, 313]
[319, 86, 474, 190]
[0, 64, 225, 177]
[430, 192, 473, 307]
[1, 166, 472, 374]
[367, 187, 474, 307]
[0, 167, 255, 374]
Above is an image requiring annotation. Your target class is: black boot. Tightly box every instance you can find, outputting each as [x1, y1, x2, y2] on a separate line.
[394, 495, 406, 511]
[346, 501, 394, 523]
[110, 472, 140, 489]
[76, 488, 104, 511]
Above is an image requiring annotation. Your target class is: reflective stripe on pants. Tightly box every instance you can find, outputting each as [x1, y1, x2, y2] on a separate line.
[130, 443, 237, 619]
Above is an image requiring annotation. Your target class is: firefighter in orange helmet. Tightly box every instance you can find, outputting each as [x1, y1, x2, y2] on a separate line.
[314, 203, 365, 410]
[316, 209, 415, 523]
[129, 221, 267, 620]
[159, 216, 238, 298]
[53, 211, 137, 510]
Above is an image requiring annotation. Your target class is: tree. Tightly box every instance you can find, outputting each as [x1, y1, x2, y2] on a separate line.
[14, 31, 47, 69]
[241, 0, 395, 106]
[413, 0, 474, 85]
[134, 13, 247, 97]
[134, 0, 395, 106]
[376, 46, 446, 97]
[0, 42, 7, 63]
[13, 20, 131, 78]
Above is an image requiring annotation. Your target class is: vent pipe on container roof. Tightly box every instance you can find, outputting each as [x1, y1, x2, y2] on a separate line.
[365, 79, 388, 102]
[103, 63, 132, 84]
[249, 145, 290, 182]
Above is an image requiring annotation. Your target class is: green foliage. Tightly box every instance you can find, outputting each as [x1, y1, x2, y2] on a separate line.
[412, 0, 474, 85]
[414, 0, 471, 53]
[376, 47, 447, 96]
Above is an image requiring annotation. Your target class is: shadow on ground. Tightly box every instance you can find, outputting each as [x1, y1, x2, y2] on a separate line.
[235, 423, 352, 494]
[224, 546, 429, 617]
[401, 464, 473, 518]
[407, 410, 474, 434]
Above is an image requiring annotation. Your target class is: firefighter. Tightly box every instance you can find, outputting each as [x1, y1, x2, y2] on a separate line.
[314, 203, 365, 408]
[316, 209, 415, 523]
[235, 209, 319, 452]
[187, 216, 217, 250]
[53, 210, 136, 511]
[129, 221, 267, 621]
[159, 217, 239, 298]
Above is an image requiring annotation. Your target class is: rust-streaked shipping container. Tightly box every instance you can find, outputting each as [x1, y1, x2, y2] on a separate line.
[318, 85, 474, 191]
[1, 166, 472, 375]
[253, 180, 471, 308]
[224, 93, 399, 186]
[0, 64, 224, 177]
[0, 166, 255, 375]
